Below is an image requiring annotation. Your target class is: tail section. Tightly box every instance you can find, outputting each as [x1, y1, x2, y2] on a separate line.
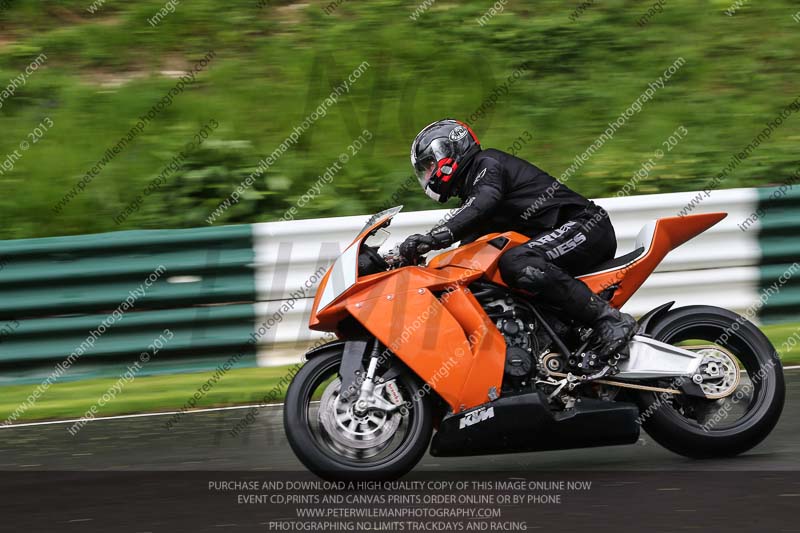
[651, 212, 727, 252]
[581, 212, 727, 307]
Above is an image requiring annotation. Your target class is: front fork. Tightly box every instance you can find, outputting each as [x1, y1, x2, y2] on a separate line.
[350, 340, 401, 415]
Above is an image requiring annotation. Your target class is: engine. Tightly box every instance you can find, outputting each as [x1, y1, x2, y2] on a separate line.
[470, 281, 569, 392]
[497, 317, 534, 379]
[480, 296, 551, 391]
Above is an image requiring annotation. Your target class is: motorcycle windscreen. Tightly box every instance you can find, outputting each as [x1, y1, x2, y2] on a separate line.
[317, 206, 403, 312]
[356, 206, 403, 235]
[316, 242, 360, 312]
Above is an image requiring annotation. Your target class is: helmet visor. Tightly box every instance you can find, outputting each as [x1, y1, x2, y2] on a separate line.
[412, 137, 454, 190]
[414, 157, 436, 189]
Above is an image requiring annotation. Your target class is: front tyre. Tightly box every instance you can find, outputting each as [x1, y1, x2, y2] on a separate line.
[284, 344, 433, 481]
[635, 305, 785, 458]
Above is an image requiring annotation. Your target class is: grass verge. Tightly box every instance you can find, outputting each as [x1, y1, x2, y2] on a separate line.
[0, 365, 299, 424]
[0, 323, 798, 424]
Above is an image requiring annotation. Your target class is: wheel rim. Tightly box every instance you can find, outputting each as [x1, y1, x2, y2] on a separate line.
[318, 377, 404, 458]
[301, 356, 418, 465]
[682, 345, 741, 399]
[653, 322, 774, 433]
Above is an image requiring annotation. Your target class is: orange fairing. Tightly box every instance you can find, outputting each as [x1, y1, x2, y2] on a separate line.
[427, 234, 514, 276]
[326, 266, 500, 412]
[310, 264, 484, 332]
[439, 287, 506, 408]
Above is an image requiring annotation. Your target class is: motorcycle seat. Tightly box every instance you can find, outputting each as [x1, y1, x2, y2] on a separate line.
[575, 221, 657, 277]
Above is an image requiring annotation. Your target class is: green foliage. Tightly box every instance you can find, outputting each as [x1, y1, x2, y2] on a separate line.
[0, 0, 799, 238]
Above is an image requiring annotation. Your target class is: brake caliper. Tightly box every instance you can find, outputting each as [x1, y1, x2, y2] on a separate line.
[384, 380, 403, 406]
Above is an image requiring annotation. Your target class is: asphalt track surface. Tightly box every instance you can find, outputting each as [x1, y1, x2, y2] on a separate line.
[2, 371, 799, 532]
[3, 370, 800, 472]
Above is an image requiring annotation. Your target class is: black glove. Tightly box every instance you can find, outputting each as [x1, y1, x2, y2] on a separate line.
[399, 227, 454, 264]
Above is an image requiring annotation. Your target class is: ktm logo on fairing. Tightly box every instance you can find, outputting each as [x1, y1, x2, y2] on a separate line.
[459, 407, 495, 429]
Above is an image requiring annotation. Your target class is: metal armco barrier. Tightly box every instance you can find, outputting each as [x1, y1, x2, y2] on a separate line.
[757, 186, 800, 323]
[0, 186, 794, 382]
[0, 226, 256, 384]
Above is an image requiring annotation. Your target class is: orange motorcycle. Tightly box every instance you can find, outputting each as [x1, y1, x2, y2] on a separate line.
[284, 207, 784, 480]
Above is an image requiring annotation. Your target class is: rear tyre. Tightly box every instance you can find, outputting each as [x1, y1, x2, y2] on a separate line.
[284, 343, 434, 481]
[635, 305, 784, 458]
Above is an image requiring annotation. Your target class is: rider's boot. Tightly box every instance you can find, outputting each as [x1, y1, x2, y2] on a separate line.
[579, 294, 638, 363]
[515, 265, 638, 364]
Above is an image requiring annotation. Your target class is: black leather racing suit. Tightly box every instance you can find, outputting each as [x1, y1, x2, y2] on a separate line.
[441, 148, 617, 323]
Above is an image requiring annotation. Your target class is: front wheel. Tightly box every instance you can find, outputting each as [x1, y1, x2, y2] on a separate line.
[635, 305, 785, 458]
[284, 343, 434, 481]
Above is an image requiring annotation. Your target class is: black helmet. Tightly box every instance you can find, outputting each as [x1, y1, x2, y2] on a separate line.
[410, 119, 480, 203]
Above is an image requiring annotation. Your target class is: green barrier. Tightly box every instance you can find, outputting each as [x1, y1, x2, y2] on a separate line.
[758, 185, 800, 324]
[0, 225, 258, 383]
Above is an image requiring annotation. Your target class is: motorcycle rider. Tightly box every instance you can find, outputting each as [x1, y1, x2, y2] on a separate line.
[400, 119, 637, 362]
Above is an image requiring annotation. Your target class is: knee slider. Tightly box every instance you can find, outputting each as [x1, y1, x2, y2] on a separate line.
[499, 248, 552, 288]
[498, 247, 531, 285]
[517, 265, 550, 292]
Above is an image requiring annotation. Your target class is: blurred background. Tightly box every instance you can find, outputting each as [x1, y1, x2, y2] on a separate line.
[1, 0, 799, 423]
[0, 0, 798, 239]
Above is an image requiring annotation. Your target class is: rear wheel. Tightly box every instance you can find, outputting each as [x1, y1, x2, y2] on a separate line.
[284, 343, 434, 481]
[635, 305, 784, 458]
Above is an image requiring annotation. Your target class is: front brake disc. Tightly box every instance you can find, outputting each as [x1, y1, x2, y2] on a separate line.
[318, 378, 402, 452]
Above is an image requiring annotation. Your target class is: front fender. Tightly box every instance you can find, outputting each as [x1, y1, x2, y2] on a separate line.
[305, 339, 368, 401]
[305, 340, 347, 360]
